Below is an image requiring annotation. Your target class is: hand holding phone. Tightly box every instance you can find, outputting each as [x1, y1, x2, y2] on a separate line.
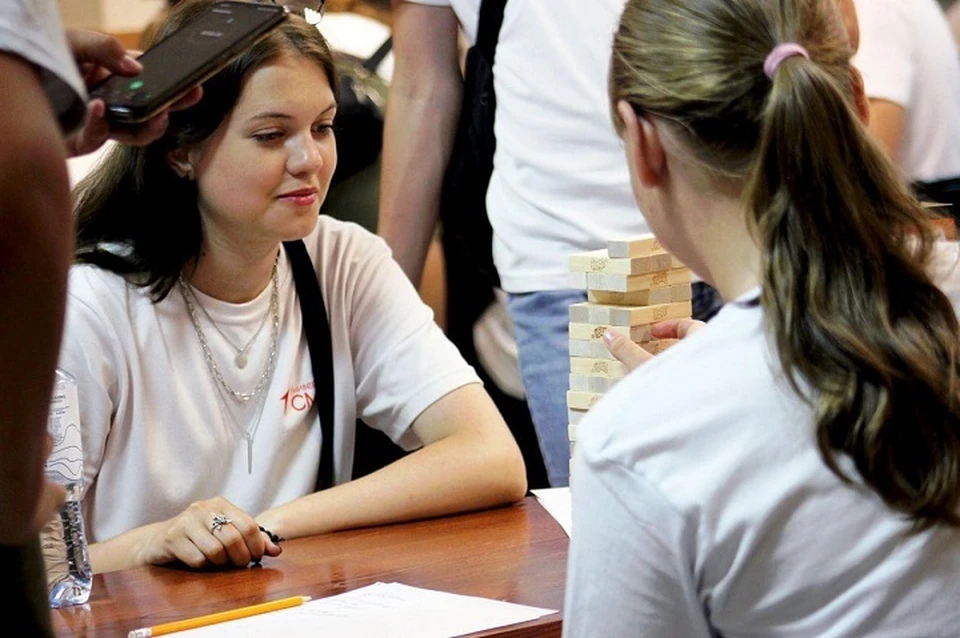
[89, 1, 288, 127]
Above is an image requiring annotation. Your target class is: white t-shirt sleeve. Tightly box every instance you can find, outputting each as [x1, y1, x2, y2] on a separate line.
[853, 0, 916, 107]
[564, 446, 713, 638]
[58, 270, 124, 502]
[336, 226, 480, 448]
[0, 0, 86, 133]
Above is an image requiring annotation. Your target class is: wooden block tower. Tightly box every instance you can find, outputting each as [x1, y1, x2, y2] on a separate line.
[566, 235, 693, 472]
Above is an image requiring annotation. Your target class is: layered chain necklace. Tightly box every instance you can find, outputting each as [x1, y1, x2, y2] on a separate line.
[189, 290, 270, 369]
[178, 256, 281, 473]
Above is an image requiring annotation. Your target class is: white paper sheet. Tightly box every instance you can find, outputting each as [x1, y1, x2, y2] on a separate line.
[170, 582, 556, 637]
[531, 487, 572, 537]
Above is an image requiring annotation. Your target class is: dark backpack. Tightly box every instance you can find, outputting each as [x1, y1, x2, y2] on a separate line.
[330, 37, 392, 188]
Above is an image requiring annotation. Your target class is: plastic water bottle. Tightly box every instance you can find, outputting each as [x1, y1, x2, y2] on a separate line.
[40, 370, 92, 607]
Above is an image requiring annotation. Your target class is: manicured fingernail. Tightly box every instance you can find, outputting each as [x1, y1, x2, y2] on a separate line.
[602, 329, 617, 346]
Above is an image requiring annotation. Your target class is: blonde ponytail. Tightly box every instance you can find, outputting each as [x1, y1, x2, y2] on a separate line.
[611, 0, 960, 528]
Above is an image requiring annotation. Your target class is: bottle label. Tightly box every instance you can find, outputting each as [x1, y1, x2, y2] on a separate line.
[45, 377, 83, 485]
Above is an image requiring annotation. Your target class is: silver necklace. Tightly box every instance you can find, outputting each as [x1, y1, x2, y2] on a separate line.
[210, 369, 271, 474]
[179, 258, 281, 404]
[189, 286, 271, 369]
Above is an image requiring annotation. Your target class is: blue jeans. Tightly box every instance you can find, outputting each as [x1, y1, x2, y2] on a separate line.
[505, 282, 723, 487]
[505, 289, 587, 487]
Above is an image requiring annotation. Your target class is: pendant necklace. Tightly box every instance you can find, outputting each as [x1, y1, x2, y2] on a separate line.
[179, 254, 282, 472]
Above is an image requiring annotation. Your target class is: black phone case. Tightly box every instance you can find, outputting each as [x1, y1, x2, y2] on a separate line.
[91, 1, 287, 125]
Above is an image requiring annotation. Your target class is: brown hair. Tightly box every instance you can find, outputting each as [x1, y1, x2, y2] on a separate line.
[74, 0, 339, 301]
[611, 0, 960, 528]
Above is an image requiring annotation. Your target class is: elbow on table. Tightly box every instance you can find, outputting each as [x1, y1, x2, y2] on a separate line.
[488, 435, 529, 505]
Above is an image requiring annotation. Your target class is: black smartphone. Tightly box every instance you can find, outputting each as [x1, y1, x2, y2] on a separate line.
[90, 1, 288, 125]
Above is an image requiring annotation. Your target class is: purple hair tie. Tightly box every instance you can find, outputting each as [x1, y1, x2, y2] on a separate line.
[763, 43, 809, 79]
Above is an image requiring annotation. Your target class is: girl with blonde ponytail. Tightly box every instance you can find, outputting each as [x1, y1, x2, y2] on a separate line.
[565, 0, 960, 635]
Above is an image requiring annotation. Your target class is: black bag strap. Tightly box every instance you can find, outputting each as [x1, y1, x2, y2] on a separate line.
[283, 240, 335, 491]
[362, 36, 393, 73]
[476, 0, 508, 62]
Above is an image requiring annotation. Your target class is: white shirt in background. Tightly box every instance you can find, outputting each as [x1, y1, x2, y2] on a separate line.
[60, 217, 479, 543]
[565, 244, 960, 636]
[0, 0, 86, 134]
[853, 0, 960, 182]
[405, 0, 644, 293]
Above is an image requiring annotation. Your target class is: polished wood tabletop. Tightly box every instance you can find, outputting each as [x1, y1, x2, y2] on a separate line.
[52, 497, 568, 637]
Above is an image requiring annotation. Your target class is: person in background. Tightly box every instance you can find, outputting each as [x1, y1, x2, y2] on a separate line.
[564, 0, 960, 634]
[64, 0, 525, 574]
[381, 0, 724, 489]
[852, 0, 960, 184]
[1, 1, 198, 633]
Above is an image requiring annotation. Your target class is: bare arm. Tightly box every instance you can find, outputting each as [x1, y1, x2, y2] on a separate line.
[378, 1, 463, 284]
[866, 98, 907, 171]
[0, 53, 73, 544]
[256, 383, 528, 540]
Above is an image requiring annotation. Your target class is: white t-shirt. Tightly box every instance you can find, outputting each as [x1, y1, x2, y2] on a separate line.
[565, 244, 960, 637]
[0, 0, 86, 134]
[405, 0, 643, 293]
[60, 217, 479, 543]
[853, 0, 960, 182]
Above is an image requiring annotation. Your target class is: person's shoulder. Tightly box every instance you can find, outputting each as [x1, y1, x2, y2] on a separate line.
[67, 262, 148, 312]
[308, 215, 390, 261]
[303, 216, 397, 296]
[69, 262, 124, 293]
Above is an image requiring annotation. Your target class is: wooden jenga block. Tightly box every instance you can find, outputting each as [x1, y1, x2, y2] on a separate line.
[568, 271, 588, 289]
[569, 249, 677, 276]
[569, 301, 691, 327]
[569, 339, 619, 360]
[586, 267, 691, 293]
[569, 322, 653, 342]
[570, 356, 630, 378]
[567, 390, 604, 410]
[568, 407, 588, 425]
[569, 373, 620, 393]
[568, 423, 577, 441]
[588, 283, 692, 306]
[606, 233, 664, 258]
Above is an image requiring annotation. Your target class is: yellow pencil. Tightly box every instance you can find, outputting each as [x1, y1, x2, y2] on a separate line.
[127, 595, 312, 637]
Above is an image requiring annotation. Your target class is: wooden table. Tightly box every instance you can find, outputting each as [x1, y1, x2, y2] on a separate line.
[52, 498, 568, 637]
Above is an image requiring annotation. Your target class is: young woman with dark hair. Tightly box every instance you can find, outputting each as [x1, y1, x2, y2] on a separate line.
[65, 0, 525, 574]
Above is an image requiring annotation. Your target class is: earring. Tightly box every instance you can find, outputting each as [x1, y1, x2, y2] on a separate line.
[174, 164, 194, 180]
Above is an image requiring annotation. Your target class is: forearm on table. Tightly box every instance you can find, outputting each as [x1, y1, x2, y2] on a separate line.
[259, 389, 527, 539]
[0, 53, 74, 544]
[378, 2, 463, 284]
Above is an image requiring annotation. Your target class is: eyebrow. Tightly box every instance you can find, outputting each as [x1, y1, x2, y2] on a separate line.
[248, 103, 337, 122]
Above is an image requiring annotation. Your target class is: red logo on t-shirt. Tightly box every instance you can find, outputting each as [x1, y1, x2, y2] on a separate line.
[281, 381, 315, 413]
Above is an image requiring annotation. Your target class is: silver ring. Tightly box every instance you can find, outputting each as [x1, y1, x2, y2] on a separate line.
[211, 513, 233, 533]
